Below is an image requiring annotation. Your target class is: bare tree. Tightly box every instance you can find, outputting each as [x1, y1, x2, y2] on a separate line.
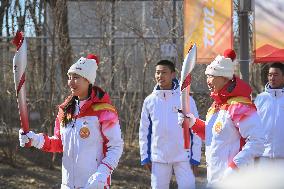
[0, 0, 9, 37]
[14, 0, 27, 31]
[47, 0, 73, 87]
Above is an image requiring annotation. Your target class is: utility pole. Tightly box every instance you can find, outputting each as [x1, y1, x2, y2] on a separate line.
[239, 0, 253, 83]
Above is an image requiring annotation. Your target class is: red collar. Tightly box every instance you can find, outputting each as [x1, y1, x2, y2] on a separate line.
[210, 76, 252, 105]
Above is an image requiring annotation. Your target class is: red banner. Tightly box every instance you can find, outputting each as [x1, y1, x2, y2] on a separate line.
[254, 0, 284, 63]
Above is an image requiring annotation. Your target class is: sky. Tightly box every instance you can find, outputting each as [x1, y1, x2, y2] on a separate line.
[2, 0, 39, 37]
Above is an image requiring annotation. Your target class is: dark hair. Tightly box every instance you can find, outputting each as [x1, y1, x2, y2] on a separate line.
[269, 62, 284, 75]
[156, 60, 176, 72]
[62, 84, 93, 126]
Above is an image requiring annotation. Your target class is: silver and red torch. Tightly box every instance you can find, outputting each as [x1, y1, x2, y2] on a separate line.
[12, 31, 30, 147]
[180, 44, 197, 149]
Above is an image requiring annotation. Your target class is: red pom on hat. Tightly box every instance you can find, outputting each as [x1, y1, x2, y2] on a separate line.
[223, 49, 236, 61]
[86, 54, 99, 65]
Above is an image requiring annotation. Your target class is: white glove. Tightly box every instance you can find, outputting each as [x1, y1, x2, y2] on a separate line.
[178, 112, 196, 128]
[84, 164, 111, 189]
[18, 129, 44, 149]
[223, 167, 236, 179]
[19, 129, 30, 147]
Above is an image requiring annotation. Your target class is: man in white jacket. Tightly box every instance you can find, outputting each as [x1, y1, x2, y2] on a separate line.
[255, 62, 284, 165]
[139, 60, 201, 189]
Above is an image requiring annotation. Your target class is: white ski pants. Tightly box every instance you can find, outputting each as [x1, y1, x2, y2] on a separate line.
[151, 161, 195, 189]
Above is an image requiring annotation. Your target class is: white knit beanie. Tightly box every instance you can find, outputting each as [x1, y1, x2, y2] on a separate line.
[205, 49, 236, 79]
[67, 54, 99, 85]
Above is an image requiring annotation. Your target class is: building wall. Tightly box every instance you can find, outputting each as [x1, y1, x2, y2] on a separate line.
[47, 0, 208, 94]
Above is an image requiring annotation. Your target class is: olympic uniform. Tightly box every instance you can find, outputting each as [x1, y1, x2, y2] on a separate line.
[191, 77, 265, 185]
[139, 79, 201, 189]
[255, 84, 284, 164]
[33, 87, 123, 189]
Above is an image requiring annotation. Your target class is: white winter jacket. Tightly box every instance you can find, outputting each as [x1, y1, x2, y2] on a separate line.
[139, 80, 201, 165]
[255, 84, 284, 159]
[36, 87, 123, 189]
[191, 77, 265, 185]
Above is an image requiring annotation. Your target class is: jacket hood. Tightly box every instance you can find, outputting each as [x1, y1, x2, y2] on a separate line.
[264, 83, 284, 97]
[211, 76, 252, 104]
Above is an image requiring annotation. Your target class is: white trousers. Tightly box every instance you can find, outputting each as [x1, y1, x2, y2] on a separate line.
[151, 161, 195, 189]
